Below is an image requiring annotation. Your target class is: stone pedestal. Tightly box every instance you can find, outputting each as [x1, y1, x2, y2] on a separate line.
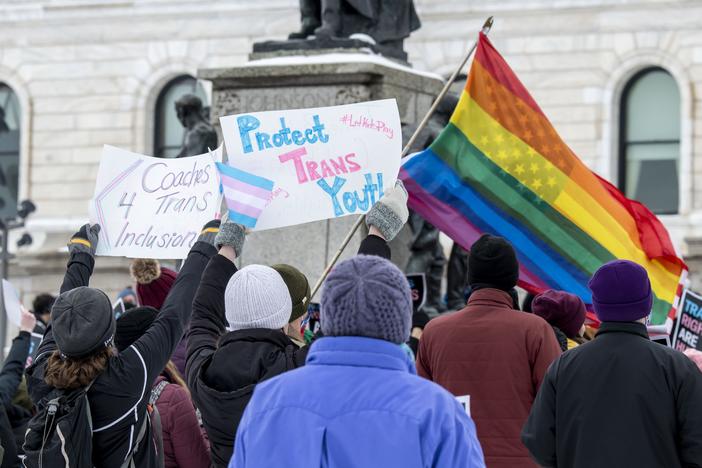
[199, 53, 443, 287]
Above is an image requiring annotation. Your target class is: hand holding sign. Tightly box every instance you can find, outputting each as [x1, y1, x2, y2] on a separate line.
[219, 99, 401, 231]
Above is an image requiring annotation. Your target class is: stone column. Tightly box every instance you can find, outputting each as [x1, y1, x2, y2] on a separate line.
[199, 53, 443, 287]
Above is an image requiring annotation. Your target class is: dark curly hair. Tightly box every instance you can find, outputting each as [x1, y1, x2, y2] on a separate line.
[44, 347, 115, 390]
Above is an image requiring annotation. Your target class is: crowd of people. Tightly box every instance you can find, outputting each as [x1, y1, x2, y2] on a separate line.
[0, 180, 698, 467]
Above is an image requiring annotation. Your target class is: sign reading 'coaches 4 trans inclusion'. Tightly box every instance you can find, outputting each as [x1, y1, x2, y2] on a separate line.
[218, 99, 402, 230]
[90, 145, 222, 259]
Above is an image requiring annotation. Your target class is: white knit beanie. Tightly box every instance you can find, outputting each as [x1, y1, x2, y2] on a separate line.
[225, 265, 292, 331]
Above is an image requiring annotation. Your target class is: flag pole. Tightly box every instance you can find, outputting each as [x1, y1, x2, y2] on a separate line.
[307, 16, 495, 304]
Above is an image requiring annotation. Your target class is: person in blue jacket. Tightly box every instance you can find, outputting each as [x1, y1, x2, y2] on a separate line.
[229, 191, 486, 467]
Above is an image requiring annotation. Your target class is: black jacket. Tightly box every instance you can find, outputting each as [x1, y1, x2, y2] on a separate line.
[522, 322, 702, 468]
[187, 234, 390, 468]
[0, 331, 30, 468]
[27, 242, 215, 468]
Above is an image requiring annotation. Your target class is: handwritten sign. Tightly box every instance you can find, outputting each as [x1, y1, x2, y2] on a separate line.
[672, 289, 702, 352]
[1, 279, 22, 327]
[219, 99, 401, 230]
[90, 145, 221, 259]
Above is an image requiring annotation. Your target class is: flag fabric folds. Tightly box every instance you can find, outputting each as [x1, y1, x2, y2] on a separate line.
[216, 162, 274, 228]
[399, 32, 686, 325]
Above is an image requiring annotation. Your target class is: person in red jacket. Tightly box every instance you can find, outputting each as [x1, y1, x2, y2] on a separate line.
[115, 306, 210, 468]
[416, 234, 561, 468]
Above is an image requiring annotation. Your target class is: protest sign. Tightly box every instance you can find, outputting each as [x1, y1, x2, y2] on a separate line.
[90, 145, 222, 259]
[1, 279, 22, 327]
[672, 289, 702, 352]
[219, 99, 401, 229]
[406, 273, 426, 312]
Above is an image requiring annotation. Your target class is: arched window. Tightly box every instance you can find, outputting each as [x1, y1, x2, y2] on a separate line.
[153, 75, 209, 158]
[619, 68, 680, 214]
[0, 83, 20, 219]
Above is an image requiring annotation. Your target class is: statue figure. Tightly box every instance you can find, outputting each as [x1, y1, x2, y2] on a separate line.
[174, 94, 218, 158]
[288, 0, 421, 58]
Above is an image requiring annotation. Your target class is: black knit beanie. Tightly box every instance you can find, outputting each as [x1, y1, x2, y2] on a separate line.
[115, 306, 159, 352]
[468, 234, 519, 291]
[52, 287, 115, 359]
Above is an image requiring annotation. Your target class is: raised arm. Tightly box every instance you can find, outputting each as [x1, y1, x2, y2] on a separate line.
[59, 224, 100, 294]
[0, 309, 35, 406]
[32, 224, 100, 366]
[186, 220, 244, 389]
[130, 221, 220, 388]
[358, 180, 409, 260]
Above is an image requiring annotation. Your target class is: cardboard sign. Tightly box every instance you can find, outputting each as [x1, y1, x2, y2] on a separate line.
[406, 273, 427, 312]
[219, 99, 402, 230]
[1, 279, 22, 327]
[90, 145, 222, 259]
[672, 289, 702, 352]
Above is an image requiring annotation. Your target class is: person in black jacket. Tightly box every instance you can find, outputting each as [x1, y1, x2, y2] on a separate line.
[26, 221, 220, 468]
[0, 308, 35, 468]
[186, 181, 409, 468]
[522, 260, 702, 468]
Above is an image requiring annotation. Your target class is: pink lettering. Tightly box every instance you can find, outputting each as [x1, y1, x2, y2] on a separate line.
[279, 147, 309, 184]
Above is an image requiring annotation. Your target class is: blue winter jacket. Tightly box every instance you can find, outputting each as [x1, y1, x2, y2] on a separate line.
[229, 336, 485, 468]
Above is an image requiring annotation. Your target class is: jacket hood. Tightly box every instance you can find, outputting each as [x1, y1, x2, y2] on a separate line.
[202, 328, 298, 394]
[306, 336, 417, 375]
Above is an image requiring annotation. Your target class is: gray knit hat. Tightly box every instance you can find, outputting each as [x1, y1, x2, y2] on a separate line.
[51, 287, 115, 358]
[225, 265, 292, 331]
[321, 255, 412, 344]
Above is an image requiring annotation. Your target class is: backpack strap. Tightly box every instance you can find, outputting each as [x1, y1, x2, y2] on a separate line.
[149, 381, 168, 406]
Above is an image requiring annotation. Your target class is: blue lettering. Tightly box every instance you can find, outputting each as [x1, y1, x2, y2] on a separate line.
[317, 177, 346, 216]
[291, 130, 305, 145]
[256, 132, 272, 151]
[343, 192, 357, 213]
[237, 115, 260, 154]
[313, 115, 330, 143]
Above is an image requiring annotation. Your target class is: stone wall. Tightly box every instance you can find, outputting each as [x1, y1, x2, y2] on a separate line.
[0, 0, 701, 301]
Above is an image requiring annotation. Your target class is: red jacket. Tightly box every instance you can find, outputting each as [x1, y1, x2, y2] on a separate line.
[153, 376, 210, 468]
[416, 288, 561, 467]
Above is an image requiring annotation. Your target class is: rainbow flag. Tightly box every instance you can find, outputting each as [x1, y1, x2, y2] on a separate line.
[399, 33, 687, 325]
[216, 162, 274, 228]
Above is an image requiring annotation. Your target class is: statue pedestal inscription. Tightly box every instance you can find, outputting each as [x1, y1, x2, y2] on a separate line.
[199, 54, 443, 286]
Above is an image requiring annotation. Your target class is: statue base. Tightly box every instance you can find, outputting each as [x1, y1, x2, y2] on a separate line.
[199, 53, 443, 288]
[252, 37, 408, 63]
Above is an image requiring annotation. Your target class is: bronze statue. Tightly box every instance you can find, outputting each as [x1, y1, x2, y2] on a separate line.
[174, 94, 218, 158]
[288, 0, 420, 57]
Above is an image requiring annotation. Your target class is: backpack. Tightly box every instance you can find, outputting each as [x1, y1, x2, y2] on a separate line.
[22, 382, 95, 468]
[21, 380, 164, 468]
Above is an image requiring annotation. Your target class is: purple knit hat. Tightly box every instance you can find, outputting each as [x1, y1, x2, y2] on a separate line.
[588, 260, 653, 322]
[321, 255, 412, 344]
[532, 290, 586, 338]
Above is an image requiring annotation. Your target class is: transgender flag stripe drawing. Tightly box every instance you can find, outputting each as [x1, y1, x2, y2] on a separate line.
[216, 162, 274, 228]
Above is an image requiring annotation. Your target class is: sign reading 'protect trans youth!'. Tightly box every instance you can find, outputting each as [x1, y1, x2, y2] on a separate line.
[219, 99, 401, 230]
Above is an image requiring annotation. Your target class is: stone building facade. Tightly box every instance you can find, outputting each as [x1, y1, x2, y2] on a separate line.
[0, 0, 700, 308]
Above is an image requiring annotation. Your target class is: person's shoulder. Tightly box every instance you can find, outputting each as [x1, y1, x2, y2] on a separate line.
[423, 311, 462, 334]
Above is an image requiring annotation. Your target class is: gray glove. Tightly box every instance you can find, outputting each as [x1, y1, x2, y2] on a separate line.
[365, 180, 409, 241]
[68, 224, 100, 256]
[214, 213, 247, 256]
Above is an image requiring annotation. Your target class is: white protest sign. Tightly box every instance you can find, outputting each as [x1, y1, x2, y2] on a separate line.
[219, 99, 401, 230]
[2, 279, 22, 327]
[456, 395, 471, 417]
[90, 145, 222, 259]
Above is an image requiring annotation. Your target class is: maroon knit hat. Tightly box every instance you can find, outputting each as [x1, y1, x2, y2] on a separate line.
[130, 259, 177, 310]
[532, 290, 586, 338]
